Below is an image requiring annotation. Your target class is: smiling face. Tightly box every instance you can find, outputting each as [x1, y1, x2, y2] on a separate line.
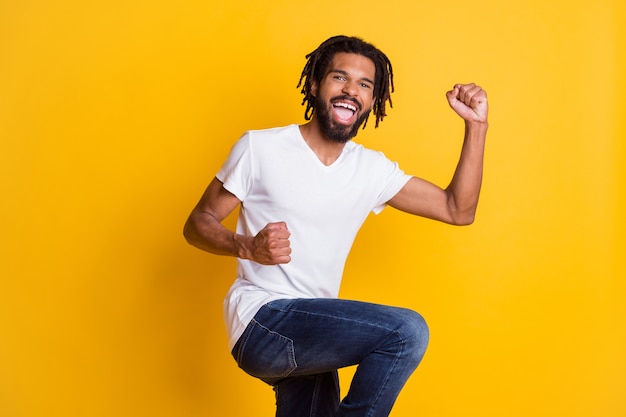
[311, 52, 376, 143]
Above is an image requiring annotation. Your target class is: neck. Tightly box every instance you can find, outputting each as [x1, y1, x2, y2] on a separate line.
[299, 119, 347, 166]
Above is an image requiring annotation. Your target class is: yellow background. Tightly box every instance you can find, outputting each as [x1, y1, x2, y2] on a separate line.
[1, 1, 624, 416]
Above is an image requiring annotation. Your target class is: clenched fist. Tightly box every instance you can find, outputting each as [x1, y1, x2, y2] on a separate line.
[446, 83, 488, 124]
[249, 222, 292, 265]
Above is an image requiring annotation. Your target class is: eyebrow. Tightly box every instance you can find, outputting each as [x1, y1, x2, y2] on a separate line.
[329, 69, 375, 86]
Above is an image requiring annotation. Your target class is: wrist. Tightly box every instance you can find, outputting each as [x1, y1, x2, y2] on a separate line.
[233, 233, 253, 260]
[465, 120, 488, 137]
[465, 119, 488, 129]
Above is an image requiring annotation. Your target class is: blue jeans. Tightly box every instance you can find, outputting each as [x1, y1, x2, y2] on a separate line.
[231, 298, 429, 417]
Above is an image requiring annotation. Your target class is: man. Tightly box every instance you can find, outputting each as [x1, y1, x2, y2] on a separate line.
[184, 35, 488, 417]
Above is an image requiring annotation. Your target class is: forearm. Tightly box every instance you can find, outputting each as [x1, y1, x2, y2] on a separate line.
[445, 121, 488, 224]
[183, 211, 252, 259]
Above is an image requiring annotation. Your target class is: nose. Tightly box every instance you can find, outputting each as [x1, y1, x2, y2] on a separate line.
[342, 80, 358, 97]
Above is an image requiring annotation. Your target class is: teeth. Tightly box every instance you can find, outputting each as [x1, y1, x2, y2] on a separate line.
[334, 102, 357, 112]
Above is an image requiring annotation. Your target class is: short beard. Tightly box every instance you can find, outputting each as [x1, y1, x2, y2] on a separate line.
[314, 96, 371, 143]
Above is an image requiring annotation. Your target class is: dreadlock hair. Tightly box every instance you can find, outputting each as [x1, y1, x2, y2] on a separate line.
[297, 35, 394, 129]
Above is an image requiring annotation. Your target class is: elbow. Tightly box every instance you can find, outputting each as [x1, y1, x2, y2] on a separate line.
[444, 192, 480, 226]
[183, 217, 199, 246]
[445, 196, 478, 226]
[448, 209, 477, 226]
[453, 216, 475, 226]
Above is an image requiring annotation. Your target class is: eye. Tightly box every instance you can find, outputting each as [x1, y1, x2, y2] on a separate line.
[360, 83, 372, 89]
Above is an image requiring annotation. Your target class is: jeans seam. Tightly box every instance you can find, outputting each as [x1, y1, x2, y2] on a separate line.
[234, 319, 255, 365]
[310, 375, 321, 417]
[366, 329, 404, 417]
[237, 318, 298, 380]
[266, 303, 401, 335]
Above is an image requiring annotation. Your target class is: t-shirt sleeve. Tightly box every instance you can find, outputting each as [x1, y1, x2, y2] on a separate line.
[216, 132, 254, 202]
[371, 156, 412, 215]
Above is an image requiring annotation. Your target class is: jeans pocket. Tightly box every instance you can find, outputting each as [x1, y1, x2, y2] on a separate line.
[234, 319, 297, 380]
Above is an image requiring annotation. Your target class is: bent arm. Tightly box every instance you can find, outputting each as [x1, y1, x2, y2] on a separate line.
[183, 176, 252, 257]
[387, 83, 488, 225]
[183, 177, 292, 264]
[388, 121, 487, 225]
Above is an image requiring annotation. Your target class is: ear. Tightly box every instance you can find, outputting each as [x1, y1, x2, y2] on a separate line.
[310, 81, 318, 98]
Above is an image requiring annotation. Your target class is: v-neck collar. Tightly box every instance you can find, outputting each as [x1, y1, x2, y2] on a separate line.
[295, 124, 352, 169]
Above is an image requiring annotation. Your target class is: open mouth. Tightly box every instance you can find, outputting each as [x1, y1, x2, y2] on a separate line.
[332, 101, 359, 123]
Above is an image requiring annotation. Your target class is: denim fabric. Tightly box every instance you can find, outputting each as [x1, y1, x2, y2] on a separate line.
[231, 298, 429, 417]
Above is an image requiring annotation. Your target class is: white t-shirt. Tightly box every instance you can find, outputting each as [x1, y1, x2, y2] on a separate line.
[217, 124, 412, 349]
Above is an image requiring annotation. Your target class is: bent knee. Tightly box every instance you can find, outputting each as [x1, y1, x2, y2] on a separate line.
[396, 309, 429, 355]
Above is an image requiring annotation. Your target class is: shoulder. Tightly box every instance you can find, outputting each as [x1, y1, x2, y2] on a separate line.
[346, 141, 396, 166]
[245, 124, 299, 141]
[229, 124, 298, 154]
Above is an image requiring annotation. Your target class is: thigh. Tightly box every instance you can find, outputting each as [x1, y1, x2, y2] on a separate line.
[232, 298, 422, 382]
